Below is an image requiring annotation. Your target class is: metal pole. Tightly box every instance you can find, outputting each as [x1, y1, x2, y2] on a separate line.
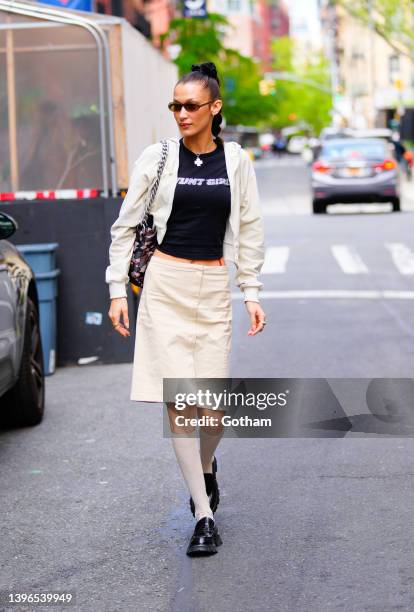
[5, 14, 18, 191]
[327, 0, 340, 126]
[368, 0, 376, 128]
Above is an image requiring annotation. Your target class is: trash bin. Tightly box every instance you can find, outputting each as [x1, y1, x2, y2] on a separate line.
[15, 242, 59, 273]
[15, 243, 60, 375]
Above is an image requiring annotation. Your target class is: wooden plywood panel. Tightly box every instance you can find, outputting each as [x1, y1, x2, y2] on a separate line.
[107, 24, 128, 189]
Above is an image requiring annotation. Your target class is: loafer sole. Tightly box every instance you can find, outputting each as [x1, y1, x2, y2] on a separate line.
[186, 543, 218, 556]
[186, 528, 223, 556]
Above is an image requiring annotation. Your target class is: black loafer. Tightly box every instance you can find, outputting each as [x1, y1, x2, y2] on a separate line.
[189, 456, 220, 517]
[186, 517, 223, 556]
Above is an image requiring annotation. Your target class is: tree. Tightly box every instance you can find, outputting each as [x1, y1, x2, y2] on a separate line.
[268, 37, 333, 134]
[159, 17, 332, 133]
[159, 14, 276, 127]
[334, 0, 414, 60]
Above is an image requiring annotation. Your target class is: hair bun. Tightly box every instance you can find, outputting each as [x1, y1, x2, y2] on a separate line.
[191, 62, 219, 82]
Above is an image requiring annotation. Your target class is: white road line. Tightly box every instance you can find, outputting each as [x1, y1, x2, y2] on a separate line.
[385, 242, 414, 275]
[331, 244, 369, 274]
[232, 290, 414, 300]
[262, 246, 290, 274]
[329, 203, 390, 213]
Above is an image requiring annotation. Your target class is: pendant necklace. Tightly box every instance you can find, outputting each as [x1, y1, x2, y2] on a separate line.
[187, 139, 216, 166]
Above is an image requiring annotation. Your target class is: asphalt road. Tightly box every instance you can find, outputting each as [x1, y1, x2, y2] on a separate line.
[2, 154, 414, 612]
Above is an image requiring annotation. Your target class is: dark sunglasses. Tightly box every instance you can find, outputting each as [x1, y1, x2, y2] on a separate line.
[168, 100, 214, 112]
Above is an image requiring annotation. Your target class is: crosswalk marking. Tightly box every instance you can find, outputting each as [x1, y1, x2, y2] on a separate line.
[259, 243, 414, 276]
[262, 246, 290, 274]
[330, 244, 369, 274]
[385, 242, 414, 275]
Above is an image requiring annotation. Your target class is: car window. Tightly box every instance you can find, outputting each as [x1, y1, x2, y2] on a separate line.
[320, 140, 387, 160]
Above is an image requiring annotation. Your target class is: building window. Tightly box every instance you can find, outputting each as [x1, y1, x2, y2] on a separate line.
[228, 0, 241, 11]
[96, 0, 106, 12]
[111, 0, 122, 16]
[389, 54, 400, 84]
[133, 11, 151, 39]
[351, 49, 364, 62]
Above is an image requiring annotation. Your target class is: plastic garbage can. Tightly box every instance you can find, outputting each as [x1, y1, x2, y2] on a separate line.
[15, 242, 59, 273]
[16, 243, 60, 375]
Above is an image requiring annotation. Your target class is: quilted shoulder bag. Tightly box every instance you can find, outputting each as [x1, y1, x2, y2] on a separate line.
[128, 139, 169, 288]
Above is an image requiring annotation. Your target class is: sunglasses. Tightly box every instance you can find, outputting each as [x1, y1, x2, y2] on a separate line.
[168, 100, 214, 112]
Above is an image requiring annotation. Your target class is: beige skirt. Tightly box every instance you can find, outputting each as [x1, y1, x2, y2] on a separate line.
[130, 254, 233, 403]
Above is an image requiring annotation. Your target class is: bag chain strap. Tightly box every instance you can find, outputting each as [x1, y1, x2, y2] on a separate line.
[141, 139, 169, 228]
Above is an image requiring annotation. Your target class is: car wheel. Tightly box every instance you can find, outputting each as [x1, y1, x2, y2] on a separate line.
[2, 297, 45, 427]
[312, 199, 327, 214]
[391, 197, 401, 212]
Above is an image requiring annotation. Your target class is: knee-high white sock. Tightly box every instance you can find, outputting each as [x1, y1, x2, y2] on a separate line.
[171, 434, 214, 522]
[199, 427, 224, 473]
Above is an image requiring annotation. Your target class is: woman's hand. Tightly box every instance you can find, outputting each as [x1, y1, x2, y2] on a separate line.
[108, 297, 130, 337]
[245, 301, 267, 336]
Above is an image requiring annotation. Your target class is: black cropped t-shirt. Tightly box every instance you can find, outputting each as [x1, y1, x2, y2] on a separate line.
[155, 137, 231, 259]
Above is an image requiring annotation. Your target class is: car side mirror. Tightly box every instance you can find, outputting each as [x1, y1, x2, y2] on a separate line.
[0, 212, 18, 239]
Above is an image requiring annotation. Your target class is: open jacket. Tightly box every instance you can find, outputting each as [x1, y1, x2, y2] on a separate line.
[105, 136, 265, 302]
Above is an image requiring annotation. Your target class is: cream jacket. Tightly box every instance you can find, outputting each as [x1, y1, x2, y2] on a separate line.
[105, 136, 265, 302]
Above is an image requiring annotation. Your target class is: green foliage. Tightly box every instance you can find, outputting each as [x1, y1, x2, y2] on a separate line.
[160, 13, 277, 127]
[160, 13, 229, 74]
[160, 17, 332, 132]
[268, 37, 333, 134]
[334, 0, 414, 59]
[217, 50, 276, 125]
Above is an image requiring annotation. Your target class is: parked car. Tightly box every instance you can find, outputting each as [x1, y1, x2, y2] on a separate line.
[222, 126, 264, 160]
[319, 127, 354, 141]
[311, 138, 401, 214]
[244, 146, 264, 160]
[287, 135, 308, 154]
[259, 132, 275, 154]
[319, 127, 393, 142]
[0, 212, 45, 427]
[350, 128, 393, 142]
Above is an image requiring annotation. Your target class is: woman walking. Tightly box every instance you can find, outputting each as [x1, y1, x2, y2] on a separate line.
[106, 62, 266, 556]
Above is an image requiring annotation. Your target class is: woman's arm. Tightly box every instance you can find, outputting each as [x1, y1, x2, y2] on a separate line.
[105, 143, 161, 299]
[236, 149, 266, 303]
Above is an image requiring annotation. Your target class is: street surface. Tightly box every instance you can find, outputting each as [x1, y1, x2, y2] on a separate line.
[233, 155, 414, 379]
[2, 154, 414, 612]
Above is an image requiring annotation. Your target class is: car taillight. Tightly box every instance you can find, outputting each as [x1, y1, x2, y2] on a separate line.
[374, 159, 397, 172]
[312, 161, 332, 173]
